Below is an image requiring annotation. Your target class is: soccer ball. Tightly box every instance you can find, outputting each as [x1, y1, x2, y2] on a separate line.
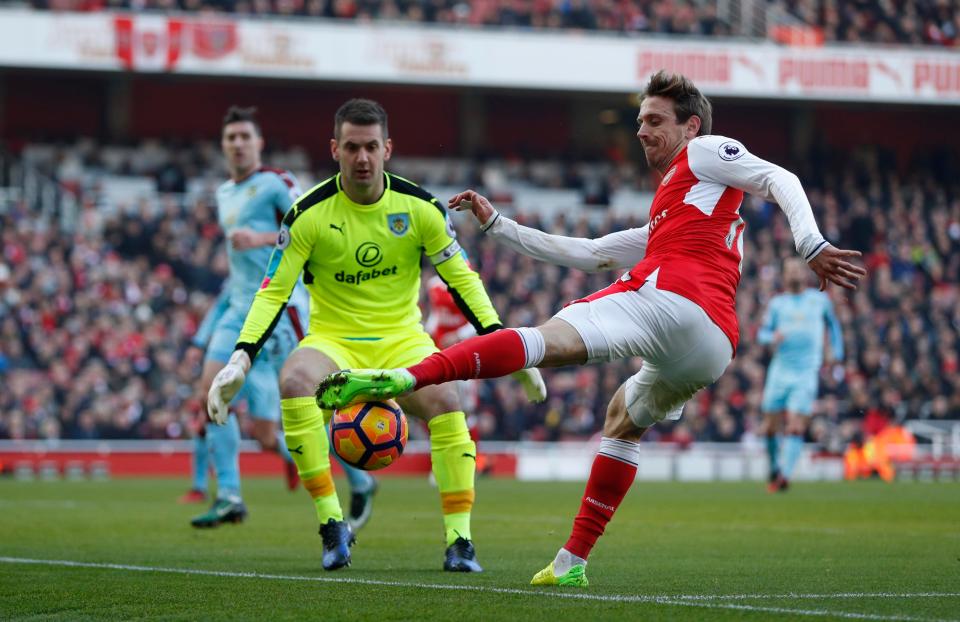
[331, 400, 408, 471]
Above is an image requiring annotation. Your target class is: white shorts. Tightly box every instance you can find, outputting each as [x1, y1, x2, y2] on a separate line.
[553, 282, 733, 428]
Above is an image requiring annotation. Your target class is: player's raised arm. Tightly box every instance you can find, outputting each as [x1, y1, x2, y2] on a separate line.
[687, 136, 865, 290]
[449, 190, 648, 272]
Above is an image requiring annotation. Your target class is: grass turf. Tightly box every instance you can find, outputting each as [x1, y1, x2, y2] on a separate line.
[0, 477, 957, 621]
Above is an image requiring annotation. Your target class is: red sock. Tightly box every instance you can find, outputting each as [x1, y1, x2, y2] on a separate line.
[407, 329, 527, 387]
[564, 454, 637, 560]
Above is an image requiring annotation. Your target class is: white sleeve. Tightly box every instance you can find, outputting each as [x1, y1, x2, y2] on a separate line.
[687, 136, 829, 261]
[480, 212, 648, 273]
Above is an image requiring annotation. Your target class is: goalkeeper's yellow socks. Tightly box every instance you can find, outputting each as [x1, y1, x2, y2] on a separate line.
[281, 397, 342, 523]
[428, 411, 476, 546]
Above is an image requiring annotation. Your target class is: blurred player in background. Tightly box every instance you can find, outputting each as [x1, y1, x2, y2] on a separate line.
[317, 72, 865, 587]
[207, 99, 546, 571]
[758, 257, 843, 492]
[189, 106, 376, 529]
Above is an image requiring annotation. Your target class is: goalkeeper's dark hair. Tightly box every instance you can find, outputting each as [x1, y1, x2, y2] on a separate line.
[639, 71, 712, 136]
[222, 105, 261, 136]
[334, 98, 388, 140]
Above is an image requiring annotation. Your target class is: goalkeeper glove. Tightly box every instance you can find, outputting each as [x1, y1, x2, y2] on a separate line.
[510, 368, 547, 403]
[207, 350, 251, 425]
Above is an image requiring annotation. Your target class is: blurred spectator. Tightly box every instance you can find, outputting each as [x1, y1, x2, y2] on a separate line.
[28, 0, 733, 37]
[24, 0, 959, 47]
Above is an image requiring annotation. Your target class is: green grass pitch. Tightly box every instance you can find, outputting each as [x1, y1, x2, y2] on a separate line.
[1, 476, 958, 621]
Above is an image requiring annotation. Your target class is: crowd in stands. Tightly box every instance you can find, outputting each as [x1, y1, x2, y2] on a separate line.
[1, 140, 959, 454]
[779, 0, 960, 46]
[20, 0, 960, 47]
[23, 0, 729, 35]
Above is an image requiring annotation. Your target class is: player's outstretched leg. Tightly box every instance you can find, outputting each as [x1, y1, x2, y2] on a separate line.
[191, 414, 248, 527]
[316, 328, 539, 409]
[282, 396, 354, 570]
[316, 369, 416, 409]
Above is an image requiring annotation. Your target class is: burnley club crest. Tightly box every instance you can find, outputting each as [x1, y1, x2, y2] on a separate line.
[388, 213, 410, 237]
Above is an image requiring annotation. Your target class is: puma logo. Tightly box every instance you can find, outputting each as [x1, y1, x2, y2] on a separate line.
[330, 222, 344, 234]
[288, 445, 304, 455]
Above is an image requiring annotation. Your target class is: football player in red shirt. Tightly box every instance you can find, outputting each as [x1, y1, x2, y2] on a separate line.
[317, 71, 865, 587]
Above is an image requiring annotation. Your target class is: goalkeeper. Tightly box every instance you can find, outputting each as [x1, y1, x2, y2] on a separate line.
[207, 98, 546, 572]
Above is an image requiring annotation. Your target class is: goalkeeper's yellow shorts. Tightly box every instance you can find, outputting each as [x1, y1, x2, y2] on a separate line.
[297, 329, 439, 372]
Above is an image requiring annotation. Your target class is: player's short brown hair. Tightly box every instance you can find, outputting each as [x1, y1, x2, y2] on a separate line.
[334, 99, 389, 140]
[222, 105, 261, 135]
[639, 71, 712, 136]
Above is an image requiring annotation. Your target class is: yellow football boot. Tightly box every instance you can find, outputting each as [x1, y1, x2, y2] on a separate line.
[530, 562, 589, 587]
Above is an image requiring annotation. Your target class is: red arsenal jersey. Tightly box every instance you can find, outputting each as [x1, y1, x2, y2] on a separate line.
[623, 136, 754, 349]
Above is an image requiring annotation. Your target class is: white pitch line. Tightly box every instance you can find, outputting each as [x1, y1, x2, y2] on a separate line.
[0, 557, 955, 622]
[676, 592, 960, 601]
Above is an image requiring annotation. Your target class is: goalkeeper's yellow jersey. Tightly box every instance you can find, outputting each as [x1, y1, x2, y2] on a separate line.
[235, 172, 502, 359]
